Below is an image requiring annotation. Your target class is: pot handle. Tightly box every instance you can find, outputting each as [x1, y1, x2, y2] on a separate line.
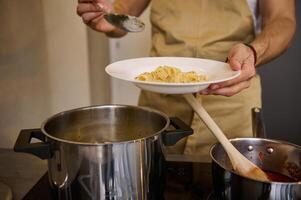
[162, 117, 193, 146]
[14, 129, 52, 159]
[252, 107, 267, 138]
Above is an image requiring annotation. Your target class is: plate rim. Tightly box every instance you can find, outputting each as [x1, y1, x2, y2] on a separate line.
[105, 56, 241, 86]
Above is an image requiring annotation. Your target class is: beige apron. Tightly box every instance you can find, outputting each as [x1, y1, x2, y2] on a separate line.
[139, 0, 261, 162]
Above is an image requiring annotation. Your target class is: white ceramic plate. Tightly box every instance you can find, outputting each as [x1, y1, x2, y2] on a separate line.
[105, 57, 240, 94]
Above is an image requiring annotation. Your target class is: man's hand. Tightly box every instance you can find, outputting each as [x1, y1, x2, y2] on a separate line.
[201, 0, 295, 97]
[201, 43, 256, 97]
[77, 0, 150, 37]
[77, 0, 127, 37]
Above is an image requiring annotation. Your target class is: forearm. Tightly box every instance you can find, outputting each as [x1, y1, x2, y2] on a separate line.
[208, 0, 296, 97]
[251, 17, 296, 66]
[251, 0, 296, 66]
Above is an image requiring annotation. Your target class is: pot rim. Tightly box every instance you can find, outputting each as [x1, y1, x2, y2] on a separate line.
[210, 137, 301, 184]
[40, 104, 170, 146]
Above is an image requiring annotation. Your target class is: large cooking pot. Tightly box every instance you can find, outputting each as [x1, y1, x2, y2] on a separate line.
[211, 138, 301, 200]
[14, 105, 193, 200]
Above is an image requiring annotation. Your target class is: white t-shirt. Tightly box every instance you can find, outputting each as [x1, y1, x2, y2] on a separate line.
[247, 0, 262, 34]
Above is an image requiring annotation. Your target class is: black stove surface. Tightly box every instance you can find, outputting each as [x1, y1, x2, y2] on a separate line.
[22, 162, 217, 200]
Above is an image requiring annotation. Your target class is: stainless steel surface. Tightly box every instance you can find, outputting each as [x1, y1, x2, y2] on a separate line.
[42, 105, 169, 199]
[104, 13, 145, 32]
[48, 137, 162, 200]
[211, 138, 301, 200]
[42, 105, 169, 145]
[252, 107, 266, 138]
[15, 105, 191, 199]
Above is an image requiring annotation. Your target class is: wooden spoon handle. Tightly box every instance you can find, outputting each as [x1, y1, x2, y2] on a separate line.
[183, 94, 268, 181]
[184, 94, 234, 148]
[184, 94, 249, 169]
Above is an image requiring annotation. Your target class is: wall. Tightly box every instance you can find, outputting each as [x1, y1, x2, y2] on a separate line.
[0, 1, 51, 148]
[42, 0, 91, 113]
[109, 7, 151, 105]
[0, 0, 92, 148]
[258, 1, 301, 145]
[87, 29, 111, 105]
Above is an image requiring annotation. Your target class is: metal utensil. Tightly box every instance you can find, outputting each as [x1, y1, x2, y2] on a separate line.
[104, 13, 145, 32]
[91, 0, 144, 32]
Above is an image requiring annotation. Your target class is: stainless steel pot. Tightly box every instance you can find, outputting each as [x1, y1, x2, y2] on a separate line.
[14, 105, 193, 200]
[211, 138, 301, 200]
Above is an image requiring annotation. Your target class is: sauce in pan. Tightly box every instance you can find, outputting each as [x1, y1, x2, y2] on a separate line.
[257, 152, 300, 182]
[265, 171, 297, 182]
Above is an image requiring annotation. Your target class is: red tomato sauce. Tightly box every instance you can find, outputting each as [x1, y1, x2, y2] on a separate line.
[265, 171, 297, 182]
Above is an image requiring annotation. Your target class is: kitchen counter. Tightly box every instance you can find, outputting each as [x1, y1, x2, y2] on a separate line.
[0, 148, 214, 200]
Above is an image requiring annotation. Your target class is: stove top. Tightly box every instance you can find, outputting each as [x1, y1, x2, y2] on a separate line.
[22, 162, 217, 200]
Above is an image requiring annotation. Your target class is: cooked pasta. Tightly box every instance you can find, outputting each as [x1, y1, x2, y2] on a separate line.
[135, 66, 208, 83]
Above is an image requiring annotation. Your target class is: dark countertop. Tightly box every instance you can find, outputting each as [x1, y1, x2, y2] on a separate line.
[0, 148, 47, 200]
[0, 148, 214, 200]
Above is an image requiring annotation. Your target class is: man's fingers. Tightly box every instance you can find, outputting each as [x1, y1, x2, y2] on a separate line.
[78, 0, 93, 2]
[77, 3, 102, 16]
[82, 12, 103, 24]
[205, 43, 256, 96]
[229, 57, 242, 71]
[208, 80, 251, 97]
[210, 62, 255, 89]
[209, 72, 244, 90]
[227, 43, 255, 70]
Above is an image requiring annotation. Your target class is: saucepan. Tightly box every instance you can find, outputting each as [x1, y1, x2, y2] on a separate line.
[211, 138, 301, 199]
[14, 104, 193, 200]
[210, 109, 301, 200]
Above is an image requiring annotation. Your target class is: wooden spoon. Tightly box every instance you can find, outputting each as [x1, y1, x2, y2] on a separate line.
[183, 94, 269, 181]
